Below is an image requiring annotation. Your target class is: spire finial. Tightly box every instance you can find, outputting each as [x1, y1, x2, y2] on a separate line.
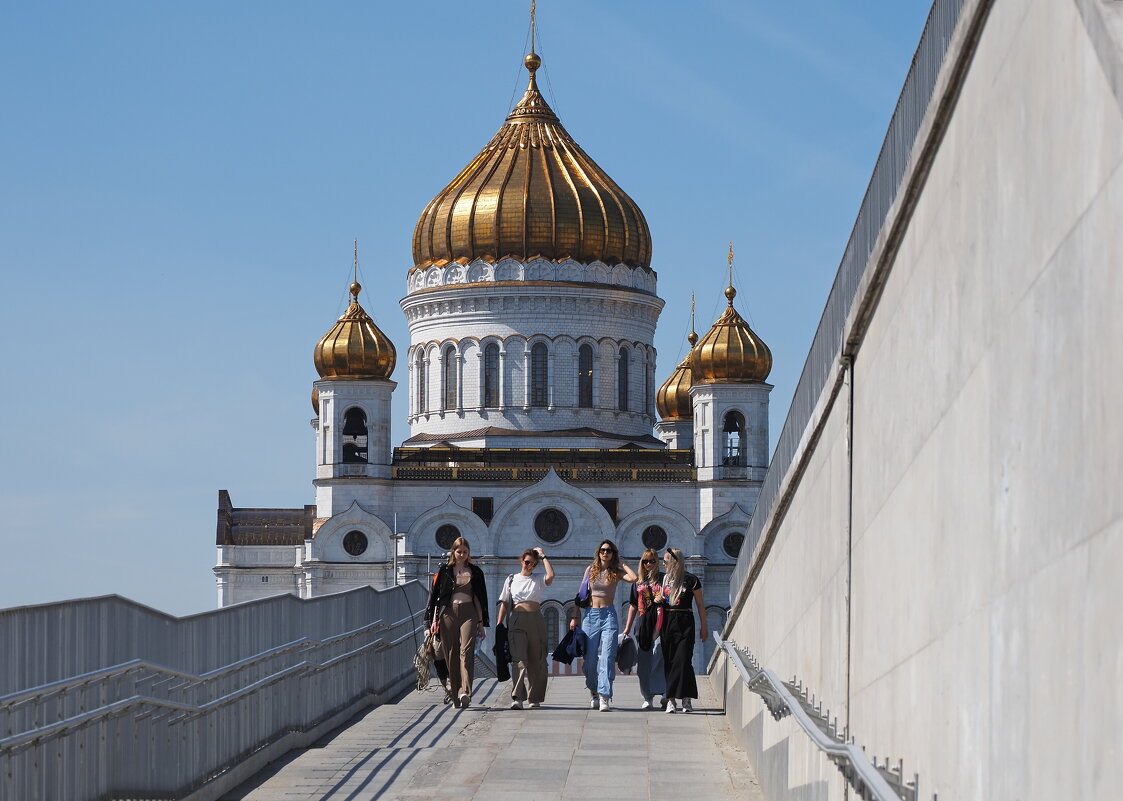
[524, 1, 542, 73]
[350, 239, 362, 300]
[725, 242, 737, 304]
[688, 293, 698, 347]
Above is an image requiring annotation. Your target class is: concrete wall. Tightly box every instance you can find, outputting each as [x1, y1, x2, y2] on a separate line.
[721, 1, 1123, 799]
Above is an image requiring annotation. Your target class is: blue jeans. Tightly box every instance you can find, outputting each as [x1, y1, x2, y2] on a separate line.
[636, 637, 666, 700]
[581, 606, 619, 698]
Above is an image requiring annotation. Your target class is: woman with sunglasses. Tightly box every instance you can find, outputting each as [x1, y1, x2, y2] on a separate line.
[622, 548, 667, 709]
[569, 539, 637, 711]
[660, 548, 707, 713]
[426, 537, 489, 709]
[495, 547, 554, 709]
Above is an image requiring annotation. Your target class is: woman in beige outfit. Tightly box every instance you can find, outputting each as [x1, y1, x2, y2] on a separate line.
[496, 547, 555, 709]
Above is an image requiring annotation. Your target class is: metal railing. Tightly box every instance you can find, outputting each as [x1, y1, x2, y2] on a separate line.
[730, 0, 969, 597]
[0, 584, 428, 801]
[715, 635, 926, 801]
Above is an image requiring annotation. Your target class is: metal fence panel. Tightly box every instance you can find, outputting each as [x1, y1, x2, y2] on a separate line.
[0, 583, 428, 800]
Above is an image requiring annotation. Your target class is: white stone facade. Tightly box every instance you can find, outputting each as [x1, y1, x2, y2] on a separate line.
[217, 256, 772, 672]
[401, 273, 664, 444]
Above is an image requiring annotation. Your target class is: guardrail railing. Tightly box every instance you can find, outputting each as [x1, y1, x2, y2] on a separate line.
[0, 584, 428, 801]
[715, 634, 931, 801]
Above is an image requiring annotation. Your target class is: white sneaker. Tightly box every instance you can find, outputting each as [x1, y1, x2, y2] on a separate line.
[590, 694, 598, 709]
[510, 699, 523, 710]
[528, 702, 541, 709]
[599, 696, 611, 712]
[640, 699, 653, 710]
[666, 699, 677, 714]
[682, 698, 693, 713]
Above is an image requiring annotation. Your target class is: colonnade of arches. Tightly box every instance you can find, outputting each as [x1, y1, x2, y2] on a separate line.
[408, 336, 656, 418]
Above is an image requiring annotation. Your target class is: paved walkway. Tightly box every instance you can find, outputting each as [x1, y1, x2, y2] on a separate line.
[222, 674, 765, 801]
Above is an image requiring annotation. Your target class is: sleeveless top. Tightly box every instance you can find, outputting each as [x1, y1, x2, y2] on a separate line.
[590, 571, 619, 602]
[451, 569, 473, 602]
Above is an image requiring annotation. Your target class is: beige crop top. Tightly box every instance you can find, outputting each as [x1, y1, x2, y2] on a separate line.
[451, 569, 473, 602]
[589, 571, 619, 602]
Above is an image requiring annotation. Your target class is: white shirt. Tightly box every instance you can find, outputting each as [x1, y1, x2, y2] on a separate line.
[501, 572, 546, 605]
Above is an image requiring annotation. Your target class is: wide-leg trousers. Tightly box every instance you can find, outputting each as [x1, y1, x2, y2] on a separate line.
[440, 600, 478, 700]
[508, 608, 548, 704]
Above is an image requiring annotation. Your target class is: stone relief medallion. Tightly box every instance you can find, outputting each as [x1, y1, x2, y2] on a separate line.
[534, 508, 569, 544]
[642, 524, 667, 551]
[723, 532, 745, 558]
[435, 524, 460, 551]
[343, 530, 368, 557]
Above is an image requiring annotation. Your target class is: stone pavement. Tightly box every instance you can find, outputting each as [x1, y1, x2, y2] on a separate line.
[222, 674, 765, 801]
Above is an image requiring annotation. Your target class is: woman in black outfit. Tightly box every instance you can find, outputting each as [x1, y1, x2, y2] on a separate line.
[426, 537, 489, 708]
[660, 548, 707, 713]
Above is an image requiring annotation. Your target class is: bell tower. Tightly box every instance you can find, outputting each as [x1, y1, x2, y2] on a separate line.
[312, 244, 398, 515]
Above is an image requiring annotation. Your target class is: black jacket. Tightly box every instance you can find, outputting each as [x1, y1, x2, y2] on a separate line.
[426, 563, 490, 627]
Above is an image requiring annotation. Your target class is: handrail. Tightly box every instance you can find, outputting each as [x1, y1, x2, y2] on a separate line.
[715, 634, 921, 801]
[0, 612, 415, 710]
[1, 583, 428, 801]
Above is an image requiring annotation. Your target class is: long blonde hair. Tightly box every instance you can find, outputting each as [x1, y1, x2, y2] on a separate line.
[446, 537, 472, 566]
[662, 548, 685, 605]
[636, 548, 660, 584]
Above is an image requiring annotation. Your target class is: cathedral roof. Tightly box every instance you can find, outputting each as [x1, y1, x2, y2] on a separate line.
[313, 278, 396, 383]
[691, 284, 772, 384]
[411, 50, 652, 273]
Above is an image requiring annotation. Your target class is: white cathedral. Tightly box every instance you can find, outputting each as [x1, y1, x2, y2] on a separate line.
[213, 46, 774, 669]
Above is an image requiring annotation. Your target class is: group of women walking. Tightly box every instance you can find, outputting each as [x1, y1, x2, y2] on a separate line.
[425, 537, 707, 712]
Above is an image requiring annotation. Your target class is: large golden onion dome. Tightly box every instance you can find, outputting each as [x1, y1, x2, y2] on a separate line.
[411, 51, 652, 272]
[656, 329, 699, 421]
[691, 285, 772, 383]
[313, 280, 396, 382]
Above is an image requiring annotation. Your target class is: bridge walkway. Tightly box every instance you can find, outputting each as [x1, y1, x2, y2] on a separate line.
[221, 674, 764, 801]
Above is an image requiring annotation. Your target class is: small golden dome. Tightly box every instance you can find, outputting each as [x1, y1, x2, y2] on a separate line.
[314, 282, 396, 380]
[691, 285, 772, 383]
[656, 355, 695, 421]
[411, 51, 652, 272]
[311, 386, 320, 414]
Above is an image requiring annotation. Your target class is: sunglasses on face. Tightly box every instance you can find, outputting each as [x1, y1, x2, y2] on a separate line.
[641, 559, 656, 564]
[599, 547, 615, 553]
[522, 558, 536, 565]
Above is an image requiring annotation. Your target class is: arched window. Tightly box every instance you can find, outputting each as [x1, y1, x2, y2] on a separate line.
[530, 342, 548, 407]
[416, 352, 427, 414]
[341, 407, 368, 463]
[442, 345, 457, 411]
[483, 343, 500, 407]
[577, 344, 593, 408]
[723, 410, 746, 466]
[544, 606, 560, 656]
[618, 346, 630, 411]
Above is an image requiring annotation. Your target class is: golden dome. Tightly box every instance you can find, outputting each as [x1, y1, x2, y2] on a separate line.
[314, 280, 396, 380]
[411, 52, 652, 272]
[656, 329, 699, 421]
[691, 285, 772, 383]
[311, 386, 319, 414]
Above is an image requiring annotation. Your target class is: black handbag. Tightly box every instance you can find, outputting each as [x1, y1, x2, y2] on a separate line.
[573, 567, 592, 608]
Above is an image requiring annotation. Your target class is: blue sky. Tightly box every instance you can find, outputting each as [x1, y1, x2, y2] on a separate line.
[0, 1, 930, 615]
